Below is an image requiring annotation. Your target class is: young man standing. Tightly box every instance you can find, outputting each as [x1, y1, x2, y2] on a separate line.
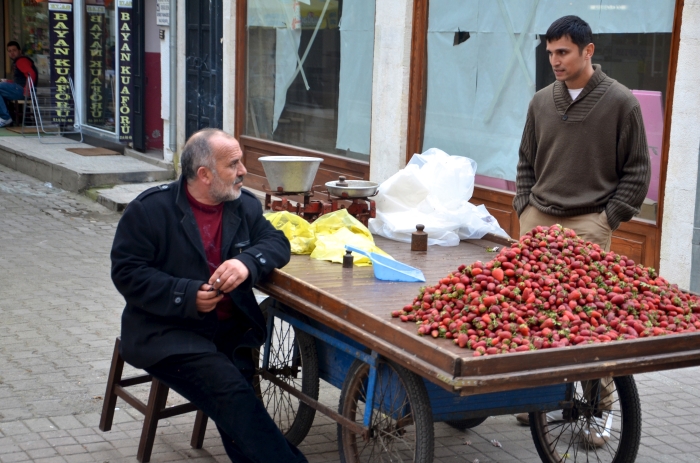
[0, 41, 38, 127]
[512, 16, 650, 445]
[514, 16, 650, 248]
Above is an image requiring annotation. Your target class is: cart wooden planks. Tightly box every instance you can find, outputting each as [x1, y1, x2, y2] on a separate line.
[257, 235, 700, 396]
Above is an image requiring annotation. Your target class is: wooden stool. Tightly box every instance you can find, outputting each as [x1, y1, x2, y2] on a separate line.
[99, 337, 209, 463]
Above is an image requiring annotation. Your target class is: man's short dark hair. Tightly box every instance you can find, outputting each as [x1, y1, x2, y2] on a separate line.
[180, 128, 236, 180]
[545, 16, 593, 52]
[6, 41, 20, 51]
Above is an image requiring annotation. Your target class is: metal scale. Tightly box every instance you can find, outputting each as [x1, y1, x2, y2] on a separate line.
[260, 155, 378, 227]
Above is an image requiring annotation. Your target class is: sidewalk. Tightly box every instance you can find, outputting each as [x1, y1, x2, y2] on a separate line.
[0, 134, 173, 194]
[1, 164, 700, 463]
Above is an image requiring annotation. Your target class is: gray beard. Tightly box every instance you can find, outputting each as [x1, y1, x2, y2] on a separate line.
[210, 176, 244, 203]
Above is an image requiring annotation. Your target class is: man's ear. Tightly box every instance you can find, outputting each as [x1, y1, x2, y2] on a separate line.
[196, 166, 213, 185]
[584, 43, 595, 60]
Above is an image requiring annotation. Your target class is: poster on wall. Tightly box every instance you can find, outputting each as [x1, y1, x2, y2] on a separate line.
[117, 0, 134, 141]
[156, 0, 170, 26]
[48, 1, 75, 124]
[86, 2, 106, 126]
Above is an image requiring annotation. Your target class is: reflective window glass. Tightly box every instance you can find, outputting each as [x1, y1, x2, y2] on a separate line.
[84, 0, 116, 132]
[19, 0, 51, 85]
[245, 0, 375, 159]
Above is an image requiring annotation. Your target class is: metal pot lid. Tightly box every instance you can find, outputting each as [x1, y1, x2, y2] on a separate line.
[325, 179, 380, 198]
[325, 180, 379, 188]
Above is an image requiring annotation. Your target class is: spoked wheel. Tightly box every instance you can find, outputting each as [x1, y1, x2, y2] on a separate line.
[445, 416, 488, 430]
[530, 376, 641, 463]
[337, 358, 434, 463]
[252, 298, 320, 446]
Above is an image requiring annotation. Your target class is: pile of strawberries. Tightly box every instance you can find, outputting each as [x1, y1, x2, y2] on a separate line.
[392, 224, 700, 356]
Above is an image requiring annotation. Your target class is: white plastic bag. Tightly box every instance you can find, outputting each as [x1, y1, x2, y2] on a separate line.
[368, 148, 509, 246]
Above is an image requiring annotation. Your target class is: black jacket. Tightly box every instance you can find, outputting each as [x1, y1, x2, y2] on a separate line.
[111, 176, 291, 369]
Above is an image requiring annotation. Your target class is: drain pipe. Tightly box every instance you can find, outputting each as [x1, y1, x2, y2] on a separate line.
[691, 141, 700, 293]
[168, 0, 178, 164]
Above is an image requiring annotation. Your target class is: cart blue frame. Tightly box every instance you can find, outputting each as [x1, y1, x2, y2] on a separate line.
[262, 303, 568, 429]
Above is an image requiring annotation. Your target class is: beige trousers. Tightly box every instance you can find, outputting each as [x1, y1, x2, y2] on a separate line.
[519, 204, 614, 409]
[519, 205, 613, 252]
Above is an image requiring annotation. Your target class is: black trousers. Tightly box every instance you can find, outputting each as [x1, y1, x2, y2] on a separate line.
[145, 319, 308, 463]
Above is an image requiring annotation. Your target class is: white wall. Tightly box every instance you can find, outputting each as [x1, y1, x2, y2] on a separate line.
[160, 0, 186, 164]
[659, 0, 700, 289]
[222, 1, 236, 135]
[160, 1, 174, 163]
[176, 0, 186, 157]
[160, 26, 173, 162]
[368, 0, 414, 184]
[145, 0, 161, 53]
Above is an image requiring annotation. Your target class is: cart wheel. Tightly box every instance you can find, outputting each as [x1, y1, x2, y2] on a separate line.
[530, 376, 641, 463]
[337, 358, 434, 463]
[253, 299, 319, 446]
[445, 417, 488, 430]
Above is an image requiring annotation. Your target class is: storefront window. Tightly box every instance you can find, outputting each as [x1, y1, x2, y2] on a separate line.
[245, 0, 375, 159]
[84, 0, 116, 132]
[16, 0, 50, 85]
[422, 0, 676, 223]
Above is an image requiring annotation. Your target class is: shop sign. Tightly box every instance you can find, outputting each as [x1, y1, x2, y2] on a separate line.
[48, 1, 74, 124]
[86, 5, 106, 126]
[156, 0, 170, 27]
[118, 0, 134, 141]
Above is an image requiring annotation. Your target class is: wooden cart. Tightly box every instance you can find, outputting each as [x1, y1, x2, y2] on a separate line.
[253, 235, 700, 463]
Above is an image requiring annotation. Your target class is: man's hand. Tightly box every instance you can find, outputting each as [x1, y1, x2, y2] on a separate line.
[196, 283, 224, 313]
[209, 259, 250, 294]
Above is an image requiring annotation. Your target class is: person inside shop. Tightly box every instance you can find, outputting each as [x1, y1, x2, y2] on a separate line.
[110, 128, 307, 463]
[0, 41, 38, 128]
[512, 15, 650, 443]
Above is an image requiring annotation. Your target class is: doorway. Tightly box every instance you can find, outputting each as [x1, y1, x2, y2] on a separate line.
[185, 0, 223, 139]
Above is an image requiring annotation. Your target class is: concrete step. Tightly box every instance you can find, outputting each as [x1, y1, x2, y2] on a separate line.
[85, 181, 169, 212]
[124, 147, 175, 172]
[0, 135, 174, 192]
[87, 181, 268, 213]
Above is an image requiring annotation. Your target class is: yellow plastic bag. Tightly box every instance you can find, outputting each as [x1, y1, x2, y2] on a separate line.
[311, 208, 373, 241]
[264, 211, 316, 255]
[309, 210, 390, 266]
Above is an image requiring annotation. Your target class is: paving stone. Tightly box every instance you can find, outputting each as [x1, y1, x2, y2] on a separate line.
[47, 416, 82, 431]
[7, 435, 40, 446]
[0, 424, 30, 438]
[23, 448, 57, 460]
[0, 452, 30, 463]
[58, 454, 94, 463]
[14, 443, 48, 454]
[0, 446, 22, 456]
[32, 457, 68, 463]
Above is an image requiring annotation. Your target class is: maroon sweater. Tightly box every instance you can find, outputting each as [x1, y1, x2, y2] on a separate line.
[185, 185, 235, 320]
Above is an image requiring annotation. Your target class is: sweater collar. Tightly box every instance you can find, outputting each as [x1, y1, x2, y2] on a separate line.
[554, 64, 607, 109]
[175, 175, 243, 262]
[175, 175, 242, 215]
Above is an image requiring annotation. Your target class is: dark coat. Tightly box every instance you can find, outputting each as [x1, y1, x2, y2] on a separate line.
[110, 176, 291, 369]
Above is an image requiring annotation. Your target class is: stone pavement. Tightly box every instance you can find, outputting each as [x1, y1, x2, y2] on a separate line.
[1, 163, 700, 463]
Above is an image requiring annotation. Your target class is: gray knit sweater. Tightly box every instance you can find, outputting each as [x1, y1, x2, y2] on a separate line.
[513, 65, 650, 231]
